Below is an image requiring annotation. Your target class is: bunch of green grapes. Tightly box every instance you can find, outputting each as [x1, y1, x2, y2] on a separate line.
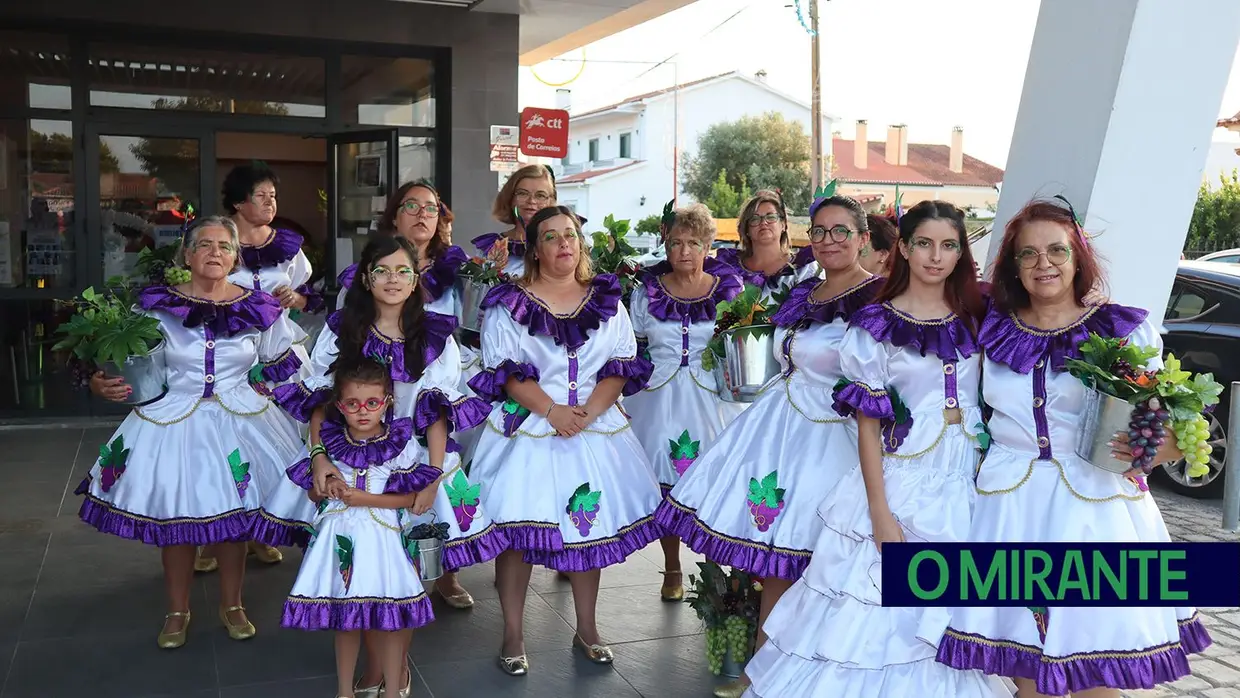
[704, 626, 726, 675]
[163, 266, 192, 285]
[1173, 414, 1213, 479]
[722, 615, 751, 663]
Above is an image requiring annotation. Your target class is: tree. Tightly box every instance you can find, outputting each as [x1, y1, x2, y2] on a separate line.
[701, 169, 751, 218]
[1186, 170, 1240, 254]
[29, 129, 119, 174]
[634, 214, 663, 235]
[129, 96, 291, 203]
[682, 112, 811, 214]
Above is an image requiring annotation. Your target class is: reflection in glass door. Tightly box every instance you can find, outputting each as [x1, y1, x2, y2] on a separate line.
[328, 130, 398, 283]
[95, 133, 201, 284]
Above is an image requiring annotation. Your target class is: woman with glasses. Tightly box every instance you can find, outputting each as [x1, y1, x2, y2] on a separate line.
[715, 191, 820, 295]
[936, 199, 1210, 697]
[190, 162, 324, 570]
[335, 181, 466, 318]
[264, 234, 500, 697]
[467, 206, 662, 677]
[657, 195, 881, 698]
[473, 164, 558, 277]
[79, 216, 306, 648]
[623, 203, 745, 602]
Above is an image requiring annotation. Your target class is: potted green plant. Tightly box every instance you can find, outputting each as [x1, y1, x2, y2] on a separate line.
[684, 561, 762, 678]
[1066, 332, 1223, 476]
[455, 256, 507, 333]
[53, 277, 167, 405]
[590, 214, 643, 300]
[701, 284, 786, 403]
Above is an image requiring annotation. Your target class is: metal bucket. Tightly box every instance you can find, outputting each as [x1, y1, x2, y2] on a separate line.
[409, 536, 444, 582]
[712, 325, 781, 403]
[720, 645, 747, 679]
[1075, 388, 1136, 474]
[455, 277, 494, 333]
[103, 340, 168, 406]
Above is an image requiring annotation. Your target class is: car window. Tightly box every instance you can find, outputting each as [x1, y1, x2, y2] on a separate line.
[1209, 254, 1240, 263]
[1166, 283, 1210, 320]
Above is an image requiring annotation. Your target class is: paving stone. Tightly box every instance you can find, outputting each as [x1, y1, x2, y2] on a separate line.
[1194, 659, 1240, 686]
[1202, 688, 1240, 698]
[1171, 675, 1215, 692]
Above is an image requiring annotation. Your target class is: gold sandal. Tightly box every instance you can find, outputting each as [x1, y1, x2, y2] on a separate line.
[218, 605, 256, 641]
[157, 610, 191, 649]
[660, 570, 684, 602]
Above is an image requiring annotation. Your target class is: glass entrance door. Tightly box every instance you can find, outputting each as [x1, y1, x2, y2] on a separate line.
[327, 129, 398, 288]
[85, 124, 208, 287]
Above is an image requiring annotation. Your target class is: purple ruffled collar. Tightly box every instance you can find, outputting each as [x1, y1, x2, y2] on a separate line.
[714, 248, 810, 289]
[239, 228, 303, 271]
[849, 302, 979, 361]
[420, 245, 468, 302]
[480, 274, 622, 348]
[325, 310, 457, 382]
[139, 285, 282, 337]
[472, 232, 527, 259]
[979, 302, 1149, 374]
[641, 272, 743, 324]
[641, 256, 733, 278]
[320, 416, 413, 469]
[770, 276, 882, 328]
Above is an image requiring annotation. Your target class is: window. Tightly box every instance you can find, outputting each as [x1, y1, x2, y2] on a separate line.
[0, 119, 78, 288]
[341, 56, 435, 128]
[1166, 283, 1211, 321]
[88, 44, 326, 117]
[0, 33, 72, 110]
[619, 132, 632, 159]
[1206, 254, 1240, 264]
[588, 138, 599, 162]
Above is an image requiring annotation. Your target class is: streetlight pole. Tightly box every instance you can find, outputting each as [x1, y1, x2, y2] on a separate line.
[810, 0, 824, 193]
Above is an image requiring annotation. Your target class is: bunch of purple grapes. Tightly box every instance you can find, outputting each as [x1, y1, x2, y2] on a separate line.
[1127, 397, 1170, 473]
[67, 356, 97, 391]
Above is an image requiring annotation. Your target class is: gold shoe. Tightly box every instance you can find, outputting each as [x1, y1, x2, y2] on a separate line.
[218, 605, 257, 641]
[435, 586, 475, 610]
[497, 653, 529, 676]
[157, 611, 191, 649]
[247, 541, 283, 564]
[573, 634, 614, 664]
[399, 658, 413, 698]
[193, 547, 218, 573]
[713, 678, 749, 698]
[660, 570, 684, 602]
[353, 682, 381, 698]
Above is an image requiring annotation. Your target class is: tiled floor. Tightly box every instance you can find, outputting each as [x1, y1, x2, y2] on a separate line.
[0, 426, 720, 698]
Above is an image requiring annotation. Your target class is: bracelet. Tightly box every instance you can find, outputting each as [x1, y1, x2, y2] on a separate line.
[544, 402, 555, 418]
[308, 444, 326, 458]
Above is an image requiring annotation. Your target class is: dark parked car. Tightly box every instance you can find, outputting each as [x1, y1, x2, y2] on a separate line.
[1157, 260, 1240, 498]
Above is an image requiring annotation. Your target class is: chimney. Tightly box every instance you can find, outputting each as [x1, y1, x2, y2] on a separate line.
[897, 124, 908, 166]
[754, 69, 768, 84]
[555, 88, 571, 111]
[949, 126, 964, 173]
[854, 120, 868, 170]
[885, 125, 901, 165]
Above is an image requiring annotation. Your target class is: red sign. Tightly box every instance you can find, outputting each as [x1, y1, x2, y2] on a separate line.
[520, 107, 570, 158]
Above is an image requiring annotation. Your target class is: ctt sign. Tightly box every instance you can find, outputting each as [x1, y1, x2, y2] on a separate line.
[520, 107, 570, 158]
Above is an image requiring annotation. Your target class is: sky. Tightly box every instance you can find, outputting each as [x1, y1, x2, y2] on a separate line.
[518, 0, 1240, 171]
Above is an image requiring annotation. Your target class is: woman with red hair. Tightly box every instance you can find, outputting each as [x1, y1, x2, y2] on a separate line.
[935, 199, 1211, 697]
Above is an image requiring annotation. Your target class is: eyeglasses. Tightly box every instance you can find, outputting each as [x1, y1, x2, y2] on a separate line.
[809, 225, 855, 244]
[335, 396, 389, 414]
[748, 213, 783, 227]
[514, 190, 553, 205]
[193, 240, 236, 255]
[400, 201, 440, 217]
[368, 266, 417, 284]
[1016, 245, 1072, 269]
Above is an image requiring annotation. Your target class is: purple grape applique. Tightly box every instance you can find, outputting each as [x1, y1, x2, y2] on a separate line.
[501, 397, 530, 436]
[227, 448, 252, 499]
[97, 435, 131, 493]
[668, 430, 700, 477]
[746, 471, 786, 532]
[336, 534, 355, 592]
[566, 483, 602, 537]
[1028, 606, 1049, 644]
[445, 470, 481, 532]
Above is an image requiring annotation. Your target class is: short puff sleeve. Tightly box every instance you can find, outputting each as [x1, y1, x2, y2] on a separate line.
[830, 323, 895, 420]
[411, 336, 492, 436]
[594, 303, 654, 396]
[466, 304, 540, 402]
[628, 286, 652, 361]
[253, 315, 303, 385]
[271, 321, 337, 422]
[290, 250, 325, 314]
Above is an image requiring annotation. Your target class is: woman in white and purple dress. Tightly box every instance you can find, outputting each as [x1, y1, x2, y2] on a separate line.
[624, 203, 744, 602]
[936, 199, 1210, 697]
[713, 190, 819, 296]
[78, 216, 305, 649]
[657, 194, 879, 698]
[743, 201, 1007, 698]
[468, 206, 662, 676]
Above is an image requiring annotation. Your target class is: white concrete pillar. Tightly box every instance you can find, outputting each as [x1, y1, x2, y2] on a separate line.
[982, 0, 1240, 318]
